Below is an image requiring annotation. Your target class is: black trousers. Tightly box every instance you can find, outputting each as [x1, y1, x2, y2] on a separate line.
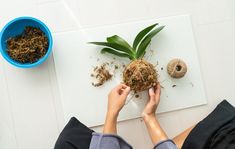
[54, 117, 94, 149]
[182, 100, 235, 149]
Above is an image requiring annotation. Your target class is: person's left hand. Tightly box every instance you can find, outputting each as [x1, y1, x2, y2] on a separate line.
[141, 83, 161, 120]
[107, 84, 130, 117]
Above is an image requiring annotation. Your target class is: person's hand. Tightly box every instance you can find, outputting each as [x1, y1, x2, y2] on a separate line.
[107, 84, 130, 117]
[141, 83, 167, 144]
[103, 84, 130, 134]
[142, 83, 161, 120]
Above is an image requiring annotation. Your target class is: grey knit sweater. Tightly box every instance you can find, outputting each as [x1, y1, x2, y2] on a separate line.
[89, 133, 177, 149]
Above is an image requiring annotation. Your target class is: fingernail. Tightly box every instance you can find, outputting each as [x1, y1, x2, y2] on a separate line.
[126, 87, 130, 91]
[149, 87, 154, 93]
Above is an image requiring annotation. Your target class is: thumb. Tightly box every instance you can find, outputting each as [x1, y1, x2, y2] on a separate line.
[121, 86, 130, 98]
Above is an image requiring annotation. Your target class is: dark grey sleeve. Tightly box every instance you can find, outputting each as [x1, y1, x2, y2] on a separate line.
[89, 133, 132, 149]
[154, 140, 177, 149]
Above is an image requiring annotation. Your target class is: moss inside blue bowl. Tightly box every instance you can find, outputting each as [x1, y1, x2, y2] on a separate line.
[7, 26, 48, 63]
[0, 17, 53, 68]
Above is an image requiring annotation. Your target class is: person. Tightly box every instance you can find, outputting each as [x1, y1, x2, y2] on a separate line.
[55, 83, 235, 149]
[89, 83, 176, 149]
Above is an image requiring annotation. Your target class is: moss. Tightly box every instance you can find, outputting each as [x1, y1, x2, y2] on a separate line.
[6, 26, 48, 63]
[123, 59, 158, 92]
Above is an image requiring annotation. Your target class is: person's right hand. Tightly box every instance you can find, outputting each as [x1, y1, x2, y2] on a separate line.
[141, 83, 161, 119]
[103, 84, 130, 134]
[107, 84, 130, 117]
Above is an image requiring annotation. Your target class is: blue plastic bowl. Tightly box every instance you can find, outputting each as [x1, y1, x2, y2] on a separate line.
[0, 17, 53, 68]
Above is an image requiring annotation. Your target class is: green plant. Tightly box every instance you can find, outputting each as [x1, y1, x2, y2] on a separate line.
[90, 23, 165, 92]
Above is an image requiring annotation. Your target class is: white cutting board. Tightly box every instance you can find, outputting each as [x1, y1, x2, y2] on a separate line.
[53, 15, 207, 127]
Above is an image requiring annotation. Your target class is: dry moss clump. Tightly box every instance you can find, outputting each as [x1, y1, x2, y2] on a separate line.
[91, 63, 113, 87]
[6, 26, 48, 63]
[123, 59, 158, 92]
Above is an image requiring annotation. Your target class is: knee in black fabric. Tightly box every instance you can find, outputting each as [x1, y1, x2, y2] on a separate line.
[54, 117, 94, 149]
[182, 100, 235, 149]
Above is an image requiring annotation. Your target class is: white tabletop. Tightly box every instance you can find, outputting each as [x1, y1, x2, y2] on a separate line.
[1, 0, 235, 148]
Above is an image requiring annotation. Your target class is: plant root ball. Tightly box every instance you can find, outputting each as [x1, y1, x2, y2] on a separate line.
[167, 58, 187, 78]
[123, 59, 158, 92]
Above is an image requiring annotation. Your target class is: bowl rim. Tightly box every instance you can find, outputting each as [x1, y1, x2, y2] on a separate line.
[0, 16, 53, 68]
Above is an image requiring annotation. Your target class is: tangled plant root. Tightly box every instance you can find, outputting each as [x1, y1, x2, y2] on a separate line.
[123, 59, 158, 92]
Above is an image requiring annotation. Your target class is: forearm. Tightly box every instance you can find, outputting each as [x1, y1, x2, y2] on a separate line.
[143, 115, 168, 144]
[103, 113, 118, 134]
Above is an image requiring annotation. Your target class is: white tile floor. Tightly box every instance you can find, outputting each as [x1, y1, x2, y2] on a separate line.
[1, 0, 235, 149]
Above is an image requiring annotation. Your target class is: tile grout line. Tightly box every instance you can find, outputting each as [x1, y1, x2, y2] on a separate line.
[46, 56, 64, 133]
[189, 15, 209, 106]
[61, 0, 92, 41]
[48, 0, 85, 131]
[61, 0, 83, 29]
[1, 60, 19, 149]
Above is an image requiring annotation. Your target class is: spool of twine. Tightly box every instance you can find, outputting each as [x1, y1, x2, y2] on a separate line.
[167, 58, 187, 78]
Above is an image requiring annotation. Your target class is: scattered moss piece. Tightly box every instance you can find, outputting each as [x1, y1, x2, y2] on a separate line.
[114, 65, 118, 69]
[91, 63, 112, 87]
[135, 94, 139, 98]
[190, 82, 194, 87]
[6, 26, 48, 64]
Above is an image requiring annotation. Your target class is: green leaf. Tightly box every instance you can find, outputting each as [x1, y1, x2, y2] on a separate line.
[138, 40, 151, 58]
[133, 23, 158, 50]
[136, 26, 165, 58]
[89, 42, 134, 56]
[107, 35, 133, 51]
[101, 48, 134, 60]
